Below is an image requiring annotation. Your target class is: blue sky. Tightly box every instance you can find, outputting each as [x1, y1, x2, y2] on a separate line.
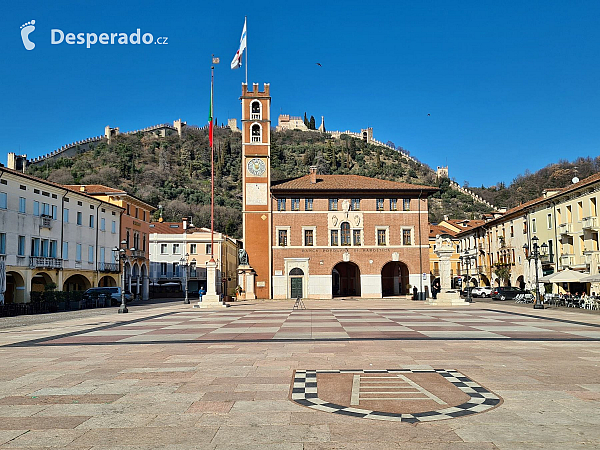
[2, 1, 599, 187]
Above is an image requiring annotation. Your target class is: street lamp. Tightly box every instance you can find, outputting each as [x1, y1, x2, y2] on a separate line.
[112, 239, 129, 314]
[523, 236, 548, 310]
[460, 251, 473, 303]
[180, 253, 190, 304]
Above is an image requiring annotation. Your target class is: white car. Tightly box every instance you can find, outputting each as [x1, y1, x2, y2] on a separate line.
[471, 286, 492, 298]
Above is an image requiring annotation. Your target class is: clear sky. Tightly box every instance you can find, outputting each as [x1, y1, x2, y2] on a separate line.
[2, 0, 599, 187]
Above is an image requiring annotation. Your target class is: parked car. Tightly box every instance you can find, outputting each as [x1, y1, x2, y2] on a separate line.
[460, 287, 476, 298]
[471, 286, 493, 298]
[491, 287, 525, 301]
[83, 287, 132, 306]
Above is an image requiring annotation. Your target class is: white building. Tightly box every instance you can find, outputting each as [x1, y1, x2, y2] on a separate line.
[0, 168, 122, 303]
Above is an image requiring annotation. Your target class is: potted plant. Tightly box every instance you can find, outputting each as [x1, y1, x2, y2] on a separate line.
[235, 285, 244, 300]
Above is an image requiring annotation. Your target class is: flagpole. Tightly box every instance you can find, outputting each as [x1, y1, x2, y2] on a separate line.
[210, 59, 215, 263]
[245, 16, 248, 85]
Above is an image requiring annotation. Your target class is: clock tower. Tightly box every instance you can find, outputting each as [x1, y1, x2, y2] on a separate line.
[241, 83, 271, 299]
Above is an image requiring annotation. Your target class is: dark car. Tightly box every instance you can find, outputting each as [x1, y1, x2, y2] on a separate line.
[83, 287, 132, 306]
[491, 287, 525, 301]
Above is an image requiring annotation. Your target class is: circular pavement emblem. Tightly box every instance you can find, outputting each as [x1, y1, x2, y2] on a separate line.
[290, 369, 502, 422]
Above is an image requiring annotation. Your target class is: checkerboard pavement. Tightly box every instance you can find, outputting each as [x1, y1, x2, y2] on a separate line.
[12, 308, 600, 346]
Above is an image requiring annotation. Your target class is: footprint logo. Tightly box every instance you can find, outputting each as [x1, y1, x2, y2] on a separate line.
[20, 20, 36, 50]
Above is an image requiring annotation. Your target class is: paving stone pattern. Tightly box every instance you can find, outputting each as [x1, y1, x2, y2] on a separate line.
[0, 299, 598, 448]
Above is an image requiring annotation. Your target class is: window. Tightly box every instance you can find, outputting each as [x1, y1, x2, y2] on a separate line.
[173, 262, 179, 277]
[160, 244, 168, 254]
[77, 201, 82, 206]
[100, 218, 105, 231]
[41, 203, 50, 216]
[0, 192, 6, 210]
[251, 100, 261, 120]
[63, 242, 68, 260]
[0, 233, 5, 254]
[377, 229, 387, 246]
[88, 246, 94, 263]
[547, 213, 552, 229]
[111, 220, 116, 233]
[532, 218, 537, 233]
[143, 210, 147, 221]
[251, 123, 262, 142]
[160, 262, 167, 276]
[277, 198, 286, 211]
[50, 240, 57, 258]
[41, 239, 49, 257]
[352, 199, 360, 211]
[20, 185, 26, 190]
[64, 208, 69, 223]
[403, 198, 411, 211]
[19, 197, 26, 213]
[142, 235, 146, 251]
[305, 198, 313, 211]
[76, 244, 82, 262]
[328, 198, 338, 211]
[172, 243, 180, 254]
[51, 205, 57, 220]
[126, 204, 130, 215]
[18, 236, 26, 256]
[402, 229, 412, 246]
[278, 230, 288, 246]
[77, 212, 82, 225]
[190, 244, 197, 254]
[33, 201, 39, 216]
[377, 198, 384, 211]
[390, 198, 397, 211]
[510, 225, 514, 237]
[133, 232, 140, 250]
[31, 238, 40, 256]
[291, 198, 300, 211]
[341, 222, 351, 246]
[523, 221, 527, 234]
[89, 215, 94, 228]
[135, 207, 139, 219]
[206, 244, 212, 254]
[330, 230, 339, 246]
[304, 229, 314, 246]
[353, 230, 361, 246]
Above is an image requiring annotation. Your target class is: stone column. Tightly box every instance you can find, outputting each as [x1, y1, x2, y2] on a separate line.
[195, 260, 227, 308]
[427, 236, 468, 306]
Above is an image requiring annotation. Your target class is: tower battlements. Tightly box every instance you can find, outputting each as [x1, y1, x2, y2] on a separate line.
[242, 83, 270, 97]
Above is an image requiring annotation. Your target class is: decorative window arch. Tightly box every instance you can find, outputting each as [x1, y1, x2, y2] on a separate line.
[251, 100, 262, 120]
[251, 123, 262, 143]
[289, 268, 304, 276]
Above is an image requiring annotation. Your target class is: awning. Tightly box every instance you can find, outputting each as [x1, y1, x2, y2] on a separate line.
[539, 269, 588, 283]
[580, 274, 600, 283]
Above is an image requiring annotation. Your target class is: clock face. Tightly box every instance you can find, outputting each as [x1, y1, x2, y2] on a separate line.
[247, 158, 266, 177]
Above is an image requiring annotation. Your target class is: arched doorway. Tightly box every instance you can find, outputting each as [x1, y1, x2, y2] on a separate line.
[289, 268, 304, 299]
[31, 272, 53, 292]
[332, 262, 361, 297]
[99, 276, 117, 287]
[469, 277, 479, 287]
[480, 274, 490, 287]
[381, 261, 409, 296]
[516, 275, 525, 290]
[64, 274, 91, 292]
[5, 271, 25, 303]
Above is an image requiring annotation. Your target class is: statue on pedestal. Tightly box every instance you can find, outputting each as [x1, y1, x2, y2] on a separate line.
[238, 248, 249, 266]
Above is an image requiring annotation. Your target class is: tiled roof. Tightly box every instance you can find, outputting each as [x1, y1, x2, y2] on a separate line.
[148, 222, 186, 234]
[445, 219, 486, 230]
[429, 224, 458, 239]
[64, 184, 125, 194]
[271, 174, 438, 193]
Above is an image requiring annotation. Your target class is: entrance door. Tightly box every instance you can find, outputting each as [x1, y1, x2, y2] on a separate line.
[291, 277, 303, 298]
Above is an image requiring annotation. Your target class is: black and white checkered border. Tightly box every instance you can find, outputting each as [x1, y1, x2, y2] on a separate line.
[291, 369, 501, 423]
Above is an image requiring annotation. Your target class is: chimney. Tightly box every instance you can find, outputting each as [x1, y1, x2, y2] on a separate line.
[182, 217, 188, 230]
[79, 186, 85, 192]
[443, 214, 449, 221]
[309, 166, 318, 184]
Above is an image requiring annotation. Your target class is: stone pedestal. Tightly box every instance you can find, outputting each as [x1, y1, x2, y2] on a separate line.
[426, 237, 468, 306]
[237, 265, 256, 300]
[195, 260, 227, 308]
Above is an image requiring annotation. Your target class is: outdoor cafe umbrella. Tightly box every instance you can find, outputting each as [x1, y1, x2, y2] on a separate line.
[539, 269, 588, 283]
[581, 274, 600, 283]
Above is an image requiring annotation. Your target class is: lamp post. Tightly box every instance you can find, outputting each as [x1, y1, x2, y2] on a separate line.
[112, 239, 128, 314]
[523, 236, 548, 310]
[180, 253, 190, 304]
[460, 251, 473, 303]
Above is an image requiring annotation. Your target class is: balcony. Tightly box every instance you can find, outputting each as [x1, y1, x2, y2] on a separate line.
[558, 222, 572, 236]
[582, 216, 599, 231]
[477, 265, 487, 273]
[540, 254, 554, 265]
[131, 250, 146, 259]
[99, 262, 120, 273]
[40, 215, 52, 229]
[559, 254, 574, 268]
[29, 256, 62, 269]
[584, 250, 600, 266]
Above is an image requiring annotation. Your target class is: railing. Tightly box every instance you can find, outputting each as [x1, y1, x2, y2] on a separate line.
[540, 254, 554, 264]
[560, 254, 573, 267]
[41, 215, 52, 228]
[584, 250, 600, 265]
[582, 216, 599, 230]
[29, 256, 63, 269]
[99, 262, 120, 273]
[558, 223, 573, 235]
[251, 113, 261, 120]
[131, 250, 145, 259]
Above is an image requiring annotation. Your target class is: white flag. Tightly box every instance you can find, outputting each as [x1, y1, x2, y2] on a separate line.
[231, 18, 247, 69]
